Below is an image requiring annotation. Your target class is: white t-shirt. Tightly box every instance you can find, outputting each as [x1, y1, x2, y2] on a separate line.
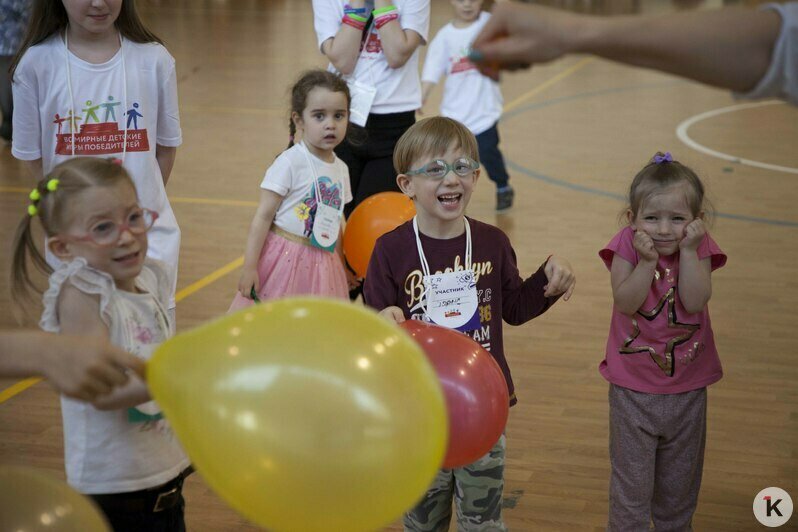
[260, 143, 352, 239]
[313, 0, 430, 114]
[12, 34, 182, 307]
[40, 258, 190, 494]
[737, 2, 798, 105]
[421, 12, 502, 135]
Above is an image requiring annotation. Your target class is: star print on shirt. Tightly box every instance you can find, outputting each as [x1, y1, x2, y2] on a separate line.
[619, 286, 700, 377]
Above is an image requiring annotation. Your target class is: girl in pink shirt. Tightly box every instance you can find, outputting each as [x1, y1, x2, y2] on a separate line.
[599, 152, 726, 531]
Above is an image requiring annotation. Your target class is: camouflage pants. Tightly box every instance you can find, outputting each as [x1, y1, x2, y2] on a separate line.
[403, 434, 507, 532]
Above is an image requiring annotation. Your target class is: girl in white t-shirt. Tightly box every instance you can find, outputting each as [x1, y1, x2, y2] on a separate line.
[231, 70, 355, 311]
[10, 0, 182, 313]
[10, 157, 191, 531]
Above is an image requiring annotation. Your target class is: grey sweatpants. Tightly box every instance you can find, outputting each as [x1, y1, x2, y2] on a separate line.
[608, 384, 707, 532]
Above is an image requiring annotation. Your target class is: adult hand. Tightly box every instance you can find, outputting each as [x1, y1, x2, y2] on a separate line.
[470, 3, 576, 79]
[41, 335, 145, 401]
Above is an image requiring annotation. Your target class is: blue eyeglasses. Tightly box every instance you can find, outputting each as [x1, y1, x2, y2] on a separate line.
[406, 157, 480, 179]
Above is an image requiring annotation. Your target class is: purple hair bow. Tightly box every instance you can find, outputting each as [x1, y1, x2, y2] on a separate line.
[653, 152, 673, 164]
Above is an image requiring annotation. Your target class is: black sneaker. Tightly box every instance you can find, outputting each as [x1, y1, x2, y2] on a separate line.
[496, 186, 514, 212]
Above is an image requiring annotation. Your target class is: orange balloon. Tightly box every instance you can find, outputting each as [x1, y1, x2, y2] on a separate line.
[344, 192, 415, 278]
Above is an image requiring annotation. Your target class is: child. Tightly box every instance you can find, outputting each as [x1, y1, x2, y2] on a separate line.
[231, 70, 354, 310]
[364, 116, 575, 531]
[599, 152, 726, 530]
[10, 157, 191, 531]
[10, 0, 183, 317]
[421, 0, 514, 212]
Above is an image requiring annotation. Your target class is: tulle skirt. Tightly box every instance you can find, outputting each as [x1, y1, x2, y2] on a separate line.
[228, 228, 348, 312]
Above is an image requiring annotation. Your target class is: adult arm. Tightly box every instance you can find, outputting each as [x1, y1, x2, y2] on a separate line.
[471, 2, 781, 93]
[375, 0, 428, 69]
[57, 284, 150, 409]
[155, 145, 177, 186]
[315, 0, 364, 75]
[0, 330, 145, 401]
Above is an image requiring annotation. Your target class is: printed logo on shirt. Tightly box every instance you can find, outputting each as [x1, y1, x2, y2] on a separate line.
[54, 95, 150, 155]
[450, 47, 477, 75]
[293, 175, 344, 238]
[361, 31, 383, 55]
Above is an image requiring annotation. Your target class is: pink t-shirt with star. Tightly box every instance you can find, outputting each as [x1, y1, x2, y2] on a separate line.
[599, 226, 727, 394]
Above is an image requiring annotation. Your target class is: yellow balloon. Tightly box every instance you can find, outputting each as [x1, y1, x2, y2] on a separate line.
[148, 298, 447, 531]
[0, 466, 110, 531]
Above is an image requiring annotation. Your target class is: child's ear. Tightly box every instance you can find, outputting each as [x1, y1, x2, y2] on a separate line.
[626, 209, 636, 228]
[396, 173, 415, 199]
[47, 236, 73, 261]
[291, 111, 302, 130]
[473, 168, 481, 184]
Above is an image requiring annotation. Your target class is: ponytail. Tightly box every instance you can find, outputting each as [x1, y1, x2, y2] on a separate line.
[10, 205, 52, 310]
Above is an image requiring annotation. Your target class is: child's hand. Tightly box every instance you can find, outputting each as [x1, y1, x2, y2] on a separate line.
[543, 255, 576, 300]
[346, 268, 362, 291]
[632, 230, 659, 263]
[679, 219, 706, 252]
[379, 306, 406, 324]
[238, 268, 259, 299]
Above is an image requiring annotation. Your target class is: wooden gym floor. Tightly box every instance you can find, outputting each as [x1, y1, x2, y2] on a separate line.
[1, 0, 796, 530]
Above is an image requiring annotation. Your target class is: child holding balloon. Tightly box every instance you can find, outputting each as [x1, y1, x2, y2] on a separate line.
[364, 116, 575, 531]
[231, 70, 356, 310]
[10, 157, 191, 531]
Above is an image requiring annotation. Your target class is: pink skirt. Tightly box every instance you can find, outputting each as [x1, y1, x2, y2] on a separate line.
[228, 228, 349, 312]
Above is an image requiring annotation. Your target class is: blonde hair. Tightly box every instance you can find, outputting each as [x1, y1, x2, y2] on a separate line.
[627, 152, 713, 223]
[10, 158, 135, 305]
[394, 117, 479, 174]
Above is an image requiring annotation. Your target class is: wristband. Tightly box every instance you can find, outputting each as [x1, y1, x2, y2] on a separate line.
[342, 13, 367, 30]
[374, 12, 399, 29]
[344, 4, 367, 15]
[372, 5, 397, 15]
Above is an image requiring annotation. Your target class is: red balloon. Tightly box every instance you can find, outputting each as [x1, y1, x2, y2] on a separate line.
[399, 320, 509, 469]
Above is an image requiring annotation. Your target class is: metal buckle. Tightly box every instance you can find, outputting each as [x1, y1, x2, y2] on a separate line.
[153, 486, 179, 512]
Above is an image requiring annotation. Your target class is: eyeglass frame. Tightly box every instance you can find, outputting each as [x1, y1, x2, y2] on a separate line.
[405, 157, 480, 180]
[60, 207, 159, 247]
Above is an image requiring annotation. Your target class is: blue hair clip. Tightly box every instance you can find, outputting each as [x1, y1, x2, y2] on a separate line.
[653, 152, 673, 164]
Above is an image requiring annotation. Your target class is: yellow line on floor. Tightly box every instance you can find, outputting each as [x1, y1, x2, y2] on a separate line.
[0, 187, 258, 208]
[503, 58, 594, 114]
[174, 256, 244, 302]
[0, 378, 42, 404]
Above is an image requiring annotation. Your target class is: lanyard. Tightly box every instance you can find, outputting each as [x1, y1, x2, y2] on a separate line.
[413, 216, 472, 279]
[64, 29, 128, 161]
[299, 142, 344, 217]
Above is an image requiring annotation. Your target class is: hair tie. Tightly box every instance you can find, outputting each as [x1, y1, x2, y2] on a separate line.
[289, 134, 295, 142]
[46, 178, 60, 192]
[653, 152, 673, 164]
[108, 157, 123, 166]
[27, 204, 38, 217]
[29, 189, 41, 202]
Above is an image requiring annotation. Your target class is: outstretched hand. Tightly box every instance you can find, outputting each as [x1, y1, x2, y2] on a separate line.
[43, 335, 145, 402]
[470, 3, 576, 80]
